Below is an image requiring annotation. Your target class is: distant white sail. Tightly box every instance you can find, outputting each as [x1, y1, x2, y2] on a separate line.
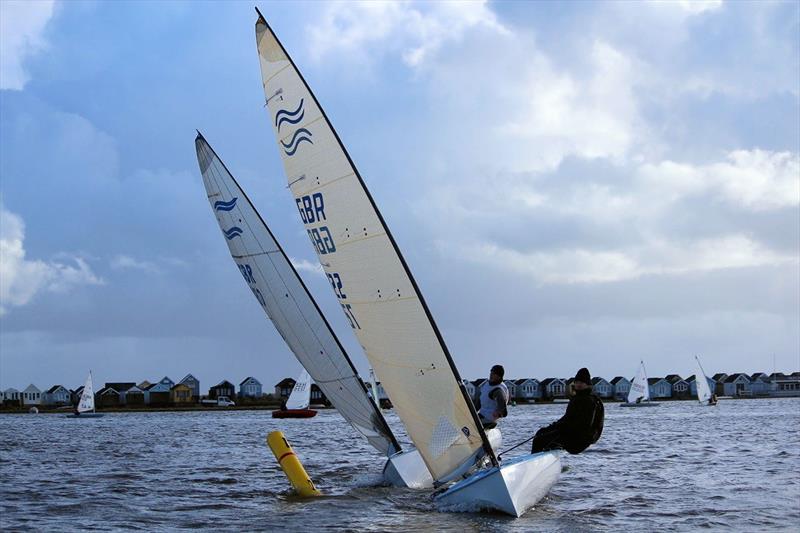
[77, 372, 95, 413]
[256, 13, 493, 483]
[369, 368, 380, 408]
[628, 361, 650, 403]
[695, 356, 712, 404]
[195, 134, 399, 456]
[286, 369, 312, 410]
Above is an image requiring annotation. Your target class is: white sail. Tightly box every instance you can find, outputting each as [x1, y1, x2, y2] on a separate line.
[628, 361, 650, 403]
[286, 369, 312, 410]
[255, 12, 493, 483]
[369, 368, 380, 408]
[77, 372, 95, 413]
[195, 134, 399, 456]
[695, 356, 712, 404]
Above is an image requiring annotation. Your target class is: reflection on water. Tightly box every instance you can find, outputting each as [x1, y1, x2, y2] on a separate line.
[1, 399, 798, 530]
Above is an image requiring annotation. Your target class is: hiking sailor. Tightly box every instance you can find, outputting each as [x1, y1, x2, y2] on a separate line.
[531, 367, 604, 454]
[473, 364, 509, 429]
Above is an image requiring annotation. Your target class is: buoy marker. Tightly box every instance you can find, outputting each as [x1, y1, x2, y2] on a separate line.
[266, 431, 321, 497]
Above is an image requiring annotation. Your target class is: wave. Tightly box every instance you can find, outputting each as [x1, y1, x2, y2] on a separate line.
[224, 226, 243, 240]
[214, 197, 238, 212]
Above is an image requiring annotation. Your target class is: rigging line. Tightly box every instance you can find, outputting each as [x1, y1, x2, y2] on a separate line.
[496, 435, 535, 459]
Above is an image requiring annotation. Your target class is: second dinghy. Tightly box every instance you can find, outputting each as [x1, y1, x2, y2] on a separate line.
[273, 369, 317, 418]
[195, 134, 431, 488]
[620, 361, 660, 407]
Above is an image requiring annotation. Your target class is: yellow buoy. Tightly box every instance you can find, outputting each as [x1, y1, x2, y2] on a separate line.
[266, 431, 321, 497]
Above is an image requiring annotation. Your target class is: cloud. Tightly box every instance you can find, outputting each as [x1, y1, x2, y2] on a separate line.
[0, 203, 103, 315]
[0, 0, 55, 90]
[110, 255, 160, 274]
[290, 256, 324, 276]
[307, 0, 506, 68]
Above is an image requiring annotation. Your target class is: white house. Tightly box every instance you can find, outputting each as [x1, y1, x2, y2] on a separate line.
[503, 380, 517, 400]
[748, 373, 771, 396]
[648, 378, 672, 399]
[239, 377, 263, 398]
[723, 373, 751, 396]
[541, 378, 567, 399]
[591, 377, 614, 398]
[2, 388, 20, 405]
[515, 379, 541, 401]
[43, 385, 72, 406]
[611, 377, 631, 400]
[22, 384, 42, 406]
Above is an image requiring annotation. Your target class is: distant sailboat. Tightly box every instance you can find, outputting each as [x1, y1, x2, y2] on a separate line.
[255, 10, 559, 516]
[368, 368, 381, 409]
[620, 361, 659, 407]
[66, 371, 103, 418]
[195, 134, 431, 488]
[273, 369, 317, 418]
[695, 355, 717, 406]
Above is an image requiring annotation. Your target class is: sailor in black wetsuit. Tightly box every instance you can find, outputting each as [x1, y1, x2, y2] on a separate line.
[531, 367, 604, 454]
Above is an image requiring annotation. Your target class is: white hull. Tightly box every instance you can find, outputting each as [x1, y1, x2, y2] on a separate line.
[65, 413, 104, 418]
[383, 447, 434, 489]
[434, 451, 561, 517]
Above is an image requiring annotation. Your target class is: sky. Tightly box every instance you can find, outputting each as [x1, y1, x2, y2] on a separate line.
[0, 0, 798, 393]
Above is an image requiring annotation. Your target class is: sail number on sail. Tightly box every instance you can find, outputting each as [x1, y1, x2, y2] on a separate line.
[237, 262, 267, 307]
[296, 193, 335, 255]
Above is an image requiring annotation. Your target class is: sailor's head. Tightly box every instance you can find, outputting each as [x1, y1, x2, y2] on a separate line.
[573, 367, 591, 390]
[489, 364, 504, 385]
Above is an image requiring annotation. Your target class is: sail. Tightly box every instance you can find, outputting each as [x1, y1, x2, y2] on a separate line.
[195, 134, 399, 456]
[286, 369, 312, 410]
[628, 361, 650, 403]
[77, 372, 95, 413]
[255, 12, 493, 483]
[695, 357, 712, 404]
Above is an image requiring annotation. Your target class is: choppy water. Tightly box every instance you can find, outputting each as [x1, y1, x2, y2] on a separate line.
[1, 399, 798, 531]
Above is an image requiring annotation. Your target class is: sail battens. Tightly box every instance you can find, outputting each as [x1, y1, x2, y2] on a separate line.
[256, 16, 491, 482]
[195, 133, 400, 457]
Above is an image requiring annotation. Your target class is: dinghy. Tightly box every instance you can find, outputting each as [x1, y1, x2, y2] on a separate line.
[273, 369, 317, 418]
[620, 361, 660, 407]
[66, 371, 104, 418]
[694, 355, 717, 406]
[195, 134, 431, 489]
[254, 11, 559, 516]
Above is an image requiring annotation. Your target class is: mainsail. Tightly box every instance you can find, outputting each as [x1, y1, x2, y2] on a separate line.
[255, 11, 495, 483]
[195, 133, 399, 456]
[695, 356, 712, 404]
[77, 371, 95, 413]
[286, 369, 312, 410]
[628, 361, 650, 403]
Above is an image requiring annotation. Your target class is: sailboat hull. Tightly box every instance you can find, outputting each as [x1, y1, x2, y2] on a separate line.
[383, 447, 434, 489]
[434, 451, 561, 517]
[65, 413, 104, 418]
[271, 409, 317, 418]
[619, 402, 660, 407]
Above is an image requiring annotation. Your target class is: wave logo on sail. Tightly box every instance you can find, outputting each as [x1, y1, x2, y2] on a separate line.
[281, 128, 314, 156]
[224, 226, 243, 240]
[275, 98, 305, 132]
[214, 197, 238, 212]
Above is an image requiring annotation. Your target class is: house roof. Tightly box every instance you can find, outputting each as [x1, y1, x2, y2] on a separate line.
[724, 373, 750, 383]
[171, 383, 192, 391]
[515, 378, 537, 385]
[275, 378, 296, 387]
[212, 380, 234, 388]
[46, 385, 67, 394]
[104, 382, 136, 392]
[3, 388, 19, 393]
[22, 384, 41, 393]
[664, 374, 683, 383]
[240, 376, 262, 386]
[610, 376, 628, 384]
[711, 373, 728, 381]
[125, 386, 144, 393]
[180, 374, 198, 384]
[97, 387, 119, 396]
[749, 372, 768, 382]
[685, 375, 697, 382]
[540, 378, 565, 386]
[138, 381, 152, 389]
[591, 377, 609, 385]
[647, 377, 666, 385]
[769, 372, 787, 380]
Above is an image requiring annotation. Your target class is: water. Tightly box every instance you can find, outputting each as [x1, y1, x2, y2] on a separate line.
[1, 399, 798, 531]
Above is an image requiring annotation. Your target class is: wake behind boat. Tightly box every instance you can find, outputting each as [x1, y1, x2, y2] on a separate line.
[65, 371, 104, 418]
[620, 361, 660, 407]
[254, 10, 559, 516]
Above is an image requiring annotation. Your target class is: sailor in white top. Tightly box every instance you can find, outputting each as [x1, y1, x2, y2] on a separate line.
[473, 364, 509, 429]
